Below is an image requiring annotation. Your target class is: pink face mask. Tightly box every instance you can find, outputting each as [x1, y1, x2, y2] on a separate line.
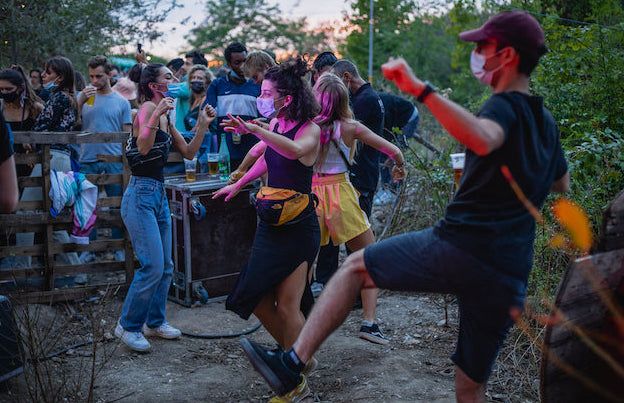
[470, 49, 506, 86]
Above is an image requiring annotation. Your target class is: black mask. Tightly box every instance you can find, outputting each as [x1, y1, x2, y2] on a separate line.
[0, 91, 19, 103]
[190, 81, 205, 94]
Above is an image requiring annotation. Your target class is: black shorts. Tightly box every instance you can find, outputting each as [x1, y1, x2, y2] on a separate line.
[363, 227, 527, 383]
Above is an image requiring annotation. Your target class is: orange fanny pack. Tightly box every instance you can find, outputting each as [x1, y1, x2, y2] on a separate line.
[255, 186, 316, 226]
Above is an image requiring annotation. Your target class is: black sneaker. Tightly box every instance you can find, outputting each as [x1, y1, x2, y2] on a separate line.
[240, 338, 303, 396]
[358, 323, 389, 345]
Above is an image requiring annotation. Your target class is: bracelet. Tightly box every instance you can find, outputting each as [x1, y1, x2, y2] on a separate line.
[145, 124, 158, 130]
[417, 81, 436, 103]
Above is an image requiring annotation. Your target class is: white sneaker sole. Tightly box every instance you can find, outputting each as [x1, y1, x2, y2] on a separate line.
[358, 332, 390, 345]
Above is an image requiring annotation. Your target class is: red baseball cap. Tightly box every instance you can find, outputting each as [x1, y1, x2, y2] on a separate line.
[459, 11, 547, 58]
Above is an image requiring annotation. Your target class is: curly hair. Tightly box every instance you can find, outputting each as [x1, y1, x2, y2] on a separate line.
[263, 56, 320, 122]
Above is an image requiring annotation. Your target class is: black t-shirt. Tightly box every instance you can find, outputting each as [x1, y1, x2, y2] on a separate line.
[379, 92, 415, 136]
[435, 92, 568, 283]
[350, 83, 385, 192]
[1, 114, 14, 165]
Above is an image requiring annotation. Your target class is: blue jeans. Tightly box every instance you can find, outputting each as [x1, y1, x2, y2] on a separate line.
[81, 161, 123, 239]
[119, 176, 173, 332]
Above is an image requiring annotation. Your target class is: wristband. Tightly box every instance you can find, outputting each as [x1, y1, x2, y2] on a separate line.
[417, 81, 436, 103]
[145, 124, 158, 130]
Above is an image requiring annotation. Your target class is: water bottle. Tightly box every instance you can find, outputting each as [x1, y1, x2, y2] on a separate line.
[218, 133, 230, 180]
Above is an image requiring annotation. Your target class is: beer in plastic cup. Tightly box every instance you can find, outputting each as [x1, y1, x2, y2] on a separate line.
[450, 153, 465, 189]
[184, 157, 197, 182]
[85, 86, 95, 105]
[207, 153, 219, 176]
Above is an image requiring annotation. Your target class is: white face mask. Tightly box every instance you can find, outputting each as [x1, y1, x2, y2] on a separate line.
[256, 97, 284, 119]
[470, 49, 505, 86]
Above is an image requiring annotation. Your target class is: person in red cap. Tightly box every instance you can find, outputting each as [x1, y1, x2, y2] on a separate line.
[239, 11, 570, 402]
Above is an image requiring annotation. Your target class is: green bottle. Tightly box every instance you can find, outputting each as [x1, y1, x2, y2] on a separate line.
[218, 133, 230, 180]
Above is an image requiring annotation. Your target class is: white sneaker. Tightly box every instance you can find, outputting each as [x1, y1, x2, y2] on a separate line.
[115, 321, 150, 352]
[142, 322, 182, 339]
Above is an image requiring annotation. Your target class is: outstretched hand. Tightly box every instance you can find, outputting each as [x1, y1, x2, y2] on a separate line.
[381, 57, 425, 97]
[212, 183, 241, 202]
[221, 113, 255, 135]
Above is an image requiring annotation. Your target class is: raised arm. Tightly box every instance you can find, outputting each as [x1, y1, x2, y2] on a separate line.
[171, 104, 216, 159]
[382, 57, 504, 156]
[348, 120, 405, 181]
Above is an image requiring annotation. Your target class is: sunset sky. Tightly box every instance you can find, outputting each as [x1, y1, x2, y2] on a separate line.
[148, 0, 351, 58]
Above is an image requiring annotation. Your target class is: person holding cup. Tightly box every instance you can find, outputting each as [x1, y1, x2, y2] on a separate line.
[116, 61, 216, 352]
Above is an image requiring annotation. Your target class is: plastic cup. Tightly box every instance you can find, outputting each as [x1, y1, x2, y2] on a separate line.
[85, 86, 95, 105]
[207, 153, 219, 176]
[184, 157, 197, 182]
[450, 153, 465, 189]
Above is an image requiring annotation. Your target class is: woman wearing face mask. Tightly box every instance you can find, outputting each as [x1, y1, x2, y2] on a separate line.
[0, 66, 44, 177]
[116, 63, 216, 352]
[13, 57, 83, 270]
[184, 64, 214, 132]
[214, 57, 321, 390]
[34, 57, 79, 164]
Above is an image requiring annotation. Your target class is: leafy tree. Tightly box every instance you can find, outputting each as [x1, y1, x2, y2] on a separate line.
[341, 0, 458, 95]
[0, 0, 178, 70]
[186, 0, 332, 61]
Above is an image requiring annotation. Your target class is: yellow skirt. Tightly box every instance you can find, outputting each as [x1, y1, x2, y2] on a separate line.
[312, 172, 370, 246]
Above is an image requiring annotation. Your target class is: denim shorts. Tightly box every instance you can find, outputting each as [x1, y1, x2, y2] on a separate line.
[363, 227, 527, 383]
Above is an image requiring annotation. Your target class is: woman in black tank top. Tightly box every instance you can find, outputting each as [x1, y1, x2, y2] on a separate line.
[0, 66, 44, 177]
[115, 61, 216, 352]
[215, 57, 321, 361]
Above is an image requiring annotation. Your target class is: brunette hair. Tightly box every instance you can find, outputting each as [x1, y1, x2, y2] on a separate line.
[129, 63, 165, 102]
[44, 56, 77, 110]
[87, 55, 113, 74]
[0, 65, 43, 117]
[263, 56, 320, 122]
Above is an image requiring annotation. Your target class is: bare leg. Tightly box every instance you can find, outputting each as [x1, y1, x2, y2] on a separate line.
[274, 262, 308, 349]
[360, 288, 378, 322]
[253, 290, 283, 346]
[455, 365, 486, 403]
[346, 229, 378, 323]
[291, 250, 376, 362]
[252, 262, 308, 349]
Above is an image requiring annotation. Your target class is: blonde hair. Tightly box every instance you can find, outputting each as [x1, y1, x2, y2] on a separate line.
[242, 50, 276, 78]
[187, 64, 214, 106]
[312, 73, 356, 170]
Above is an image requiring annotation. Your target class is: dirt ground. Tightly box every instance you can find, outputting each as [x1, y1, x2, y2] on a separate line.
[0, 288, 539, 403]
[0, 197, 540, 402]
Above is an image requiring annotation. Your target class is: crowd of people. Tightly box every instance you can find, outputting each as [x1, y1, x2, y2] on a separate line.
[0, 9, 570, 403]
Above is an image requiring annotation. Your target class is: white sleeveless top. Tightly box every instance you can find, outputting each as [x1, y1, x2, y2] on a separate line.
[316, 121, 353, 174]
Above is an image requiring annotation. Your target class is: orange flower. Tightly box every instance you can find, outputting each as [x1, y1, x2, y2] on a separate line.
[552, 199, 592, 254]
